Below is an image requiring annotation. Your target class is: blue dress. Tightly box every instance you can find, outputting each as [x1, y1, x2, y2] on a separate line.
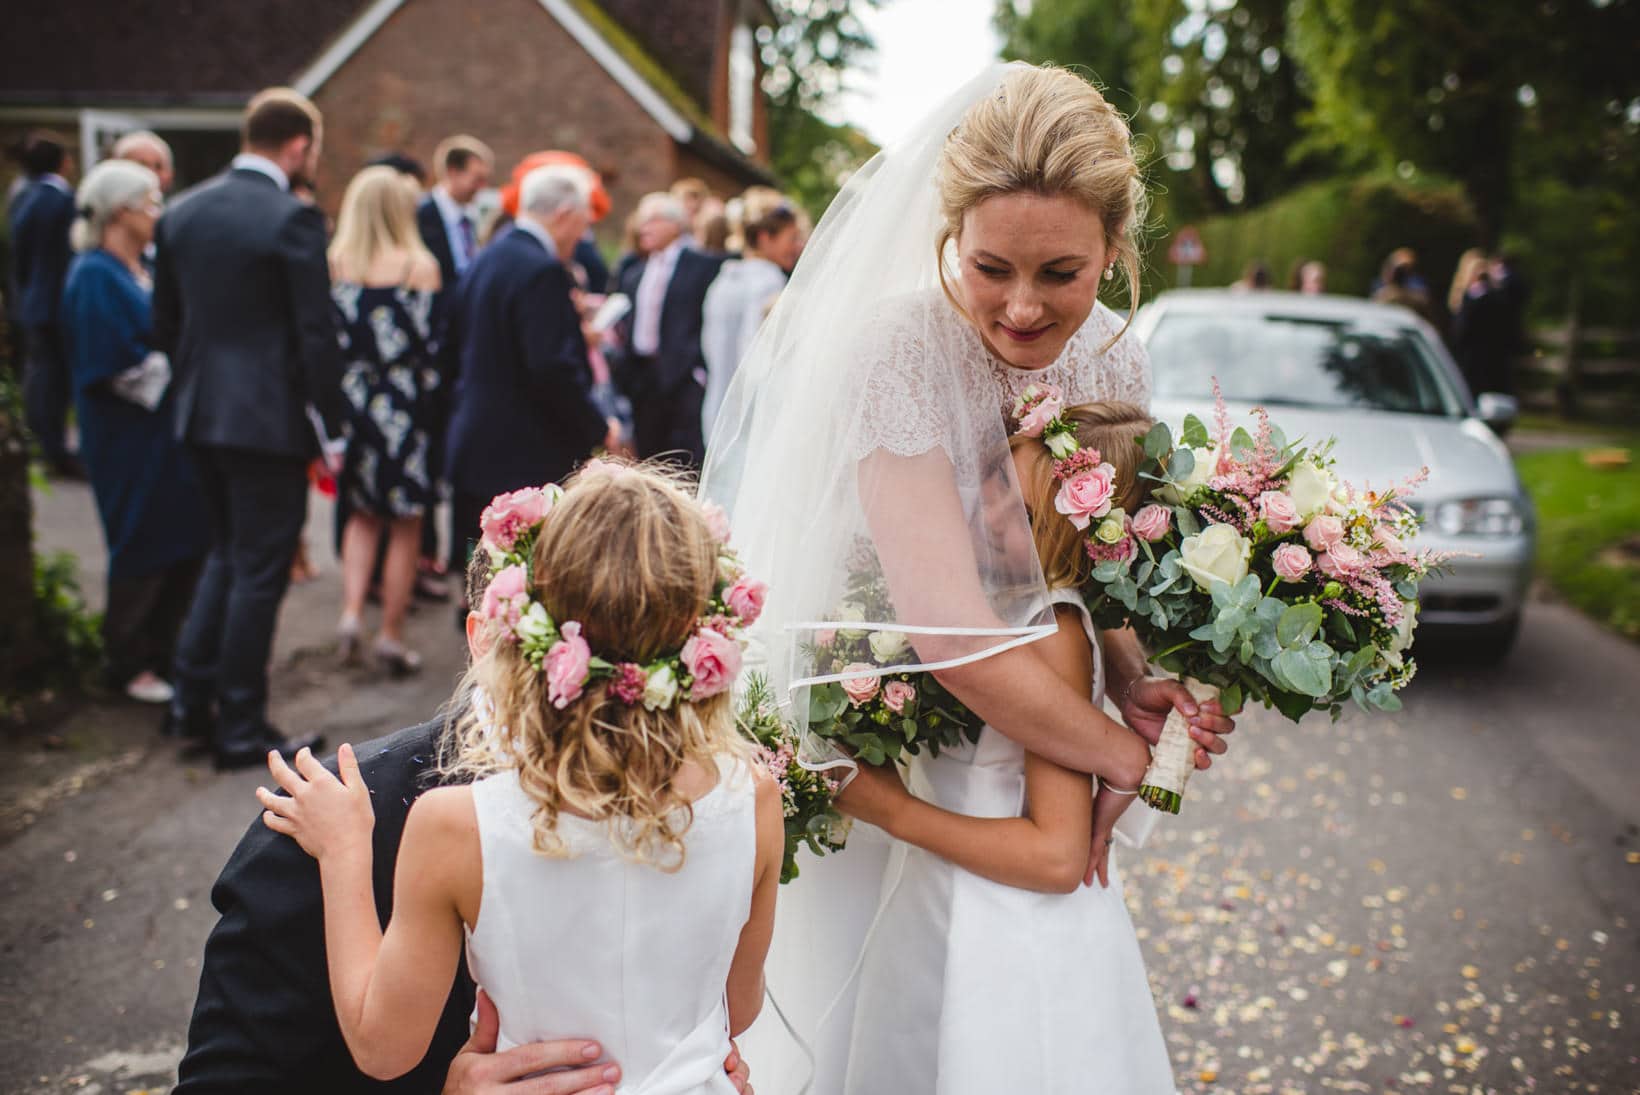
[60, 249, 208, 580]
[331, 282, 440, 518]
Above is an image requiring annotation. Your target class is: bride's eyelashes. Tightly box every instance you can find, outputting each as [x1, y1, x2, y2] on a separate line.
[970, 259, 1082, 284]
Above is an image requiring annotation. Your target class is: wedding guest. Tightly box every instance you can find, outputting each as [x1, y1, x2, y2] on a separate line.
[496, 150, 611, 292]
[8, 129, 82, 477]
[1230, 260, 1271, 291]
[416, 135, 492, 293]
[695, 195, 730, 254]
[670, 177, 711, 247]
[153, 87, 339, 768]
[1286, 258, 1326, 295]
[612, 192, 726, 465]
[1449, 249, 1512, 394]
[177, 553, 754, 1095]
[368, 152, 427, 190]
[442, 164, 617, 569]
[329, 166, 443, 676]
[60, 159, 207, 705]
[700, 192, 799, 442]
[1374, 257, 1439, 327]
[112, 131, 175, 194]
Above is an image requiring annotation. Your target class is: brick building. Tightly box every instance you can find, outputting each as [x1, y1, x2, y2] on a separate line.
[0, 0, 777, 239]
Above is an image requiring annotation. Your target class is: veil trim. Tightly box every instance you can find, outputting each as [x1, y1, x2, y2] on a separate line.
[787, 621, 1058, 689]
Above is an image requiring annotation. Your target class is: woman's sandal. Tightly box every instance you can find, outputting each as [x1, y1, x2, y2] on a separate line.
[374, 639, 423, 678]
[337, 617, 363, 666]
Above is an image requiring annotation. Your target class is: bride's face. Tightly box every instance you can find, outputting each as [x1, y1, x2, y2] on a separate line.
[954, 191, 1108, 370]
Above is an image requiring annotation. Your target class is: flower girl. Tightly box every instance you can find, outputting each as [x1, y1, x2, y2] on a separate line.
[836, 399, 1175, 1093]
[256, 462, 781, 1092]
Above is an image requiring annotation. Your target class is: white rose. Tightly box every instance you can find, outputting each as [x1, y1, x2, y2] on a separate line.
[1178, 523, 1252, 590]
[868, 629, 911, 662]
[836, 604, 867, 640]
[516, 602, 553, 643]
[1045, 430, 1079, 459]
[1381, 602, 1419, 668]
[1094, 508, 1127, 544]
[1156, 445, 1217, 505]
[1288, 460, 1335, 519]
[642, 664, 680, 711]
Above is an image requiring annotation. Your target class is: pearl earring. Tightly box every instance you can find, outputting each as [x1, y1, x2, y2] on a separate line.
[1103, 264, 1115, 282]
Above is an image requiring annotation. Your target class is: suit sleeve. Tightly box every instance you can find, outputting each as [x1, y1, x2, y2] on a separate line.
[516, 262, 610, 455]
[150, 215, 181, 356]
[278, 203, 347, 442]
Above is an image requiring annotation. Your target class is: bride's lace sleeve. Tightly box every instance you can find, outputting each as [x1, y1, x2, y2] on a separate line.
[1096, 304, 1154, 409]
[849, 291, 968, 460]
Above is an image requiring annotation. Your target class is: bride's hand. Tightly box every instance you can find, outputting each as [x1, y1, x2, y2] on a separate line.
[1120, 677, 1234, 771]
[833, 761, 910, 834]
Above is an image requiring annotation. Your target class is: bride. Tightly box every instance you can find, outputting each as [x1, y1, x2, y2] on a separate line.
[701, 63, 1235, 1092]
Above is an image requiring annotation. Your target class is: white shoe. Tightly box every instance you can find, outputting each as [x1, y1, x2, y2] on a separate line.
[125, 672, 175, 705]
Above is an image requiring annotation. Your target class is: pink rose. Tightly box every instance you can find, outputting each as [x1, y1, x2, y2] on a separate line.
[681, 627, 742, 699]
[480, 487, 555, 553]
[1131, 503, 1172, 542]
[882, 680, 916, 715]
[1302, 514, 1346, 553]
[1271, 543, 1313, 582]
[840, 664, 881, 707]
[1316, 543, 1365, 579]
[1053, 463, 1116, 530]
[1258, 491, 1300, 534]
[544, 621, 592, 709]
[1016, 395, 1064, 438]
[724, 575, 768, 625]
[481, 564, 530, 634]
[814, 629, 837, 648]
[700, 501, 732, 544]
[1375, 525, 1406, 556]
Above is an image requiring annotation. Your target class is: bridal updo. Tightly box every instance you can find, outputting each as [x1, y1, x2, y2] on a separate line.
[936, 65, 1147, 321]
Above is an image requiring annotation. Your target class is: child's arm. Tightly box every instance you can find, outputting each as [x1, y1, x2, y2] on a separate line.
[257, 746, 477, 1081]
[1084, 782, 1138, 889]
[837, 605, 1129, 895]
[725, 768, 783, 1036]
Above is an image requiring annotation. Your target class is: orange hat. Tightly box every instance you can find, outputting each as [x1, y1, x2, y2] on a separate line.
[499, 150, 610, 222]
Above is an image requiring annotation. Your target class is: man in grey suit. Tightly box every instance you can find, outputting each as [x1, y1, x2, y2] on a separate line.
[152, 88, 340, 769]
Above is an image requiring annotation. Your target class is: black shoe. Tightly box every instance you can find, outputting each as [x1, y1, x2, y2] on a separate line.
[48, 455, 88, 481]
[161, 704, 214, 741]
[213, 728, 327, 772]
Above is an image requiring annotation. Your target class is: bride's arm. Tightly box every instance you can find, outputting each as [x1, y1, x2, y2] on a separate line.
[859, 448, 1150, 789]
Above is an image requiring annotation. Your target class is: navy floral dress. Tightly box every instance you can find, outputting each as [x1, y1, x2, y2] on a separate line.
[332, 282, 440, 518]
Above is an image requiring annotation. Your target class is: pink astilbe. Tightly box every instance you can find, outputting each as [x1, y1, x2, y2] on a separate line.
[1211, 377, 1233, 457]
[1051, 446, 1105, 480]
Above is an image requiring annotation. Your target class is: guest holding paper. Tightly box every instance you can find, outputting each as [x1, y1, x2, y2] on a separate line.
[60, 159, 207, 705]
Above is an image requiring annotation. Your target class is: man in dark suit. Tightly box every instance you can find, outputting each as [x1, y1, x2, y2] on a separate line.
[443, 164, 617, 569]
[152, 88, 339, 768]
[612, 192, 725, 466]
[8, 130, 82, 476]
[417, 135, 492, 295]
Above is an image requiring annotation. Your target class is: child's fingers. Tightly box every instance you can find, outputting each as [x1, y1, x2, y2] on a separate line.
[254, 786, 290, 815]
[293, 746, 327, 782]
[262, 809, 296, 836]
[267, 750, 304, 794]
[337, 743, 364, 789]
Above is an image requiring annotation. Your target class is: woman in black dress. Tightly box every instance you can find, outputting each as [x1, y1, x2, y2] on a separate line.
[328, 166, 442, 674]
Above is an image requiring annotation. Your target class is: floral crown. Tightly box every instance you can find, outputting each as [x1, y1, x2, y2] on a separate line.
[476, 467, 767, 712]
[1011, 384, 1173, 565]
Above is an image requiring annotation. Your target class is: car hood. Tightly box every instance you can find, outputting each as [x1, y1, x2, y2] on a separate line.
[1148, 399, 1522, 503]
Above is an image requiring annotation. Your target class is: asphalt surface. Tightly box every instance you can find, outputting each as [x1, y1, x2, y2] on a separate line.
[3, 479, 1638, 1094]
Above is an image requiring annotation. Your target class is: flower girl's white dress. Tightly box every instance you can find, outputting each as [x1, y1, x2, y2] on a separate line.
[464, 755, 756, 1095]
[845, 592, 1174, 1094]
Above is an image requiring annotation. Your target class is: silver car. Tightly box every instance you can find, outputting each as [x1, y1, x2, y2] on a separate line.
[1132, 289, 1536, 661]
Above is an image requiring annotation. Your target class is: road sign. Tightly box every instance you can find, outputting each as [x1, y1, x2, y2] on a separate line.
[1168, 226, 1206, 267]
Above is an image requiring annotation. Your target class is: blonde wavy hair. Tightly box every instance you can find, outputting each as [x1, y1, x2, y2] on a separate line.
[442, 463, 749, 870]
[327, 164, 434, 282]
[1010, 401, 1154, 590]
[936, 65, 1148, 345]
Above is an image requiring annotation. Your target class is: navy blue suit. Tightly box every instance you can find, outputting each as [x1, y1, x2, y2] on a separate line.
[8, 175, 76, 462]
[415, 197, 460, 298]
[612, 247, 725, 465]
[443, 226, 608, 561]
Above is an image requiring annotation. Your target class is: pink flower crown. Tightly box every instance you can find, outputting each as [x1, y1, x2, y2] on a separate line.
[477, 471, 765, 712]
[1011, 384, 1174, 564]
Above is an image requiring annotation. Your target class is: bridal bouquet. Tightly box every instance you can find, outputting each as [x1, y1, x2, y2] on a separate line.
[737, 673, 849, 883]
[1033, 383, 1444, 814]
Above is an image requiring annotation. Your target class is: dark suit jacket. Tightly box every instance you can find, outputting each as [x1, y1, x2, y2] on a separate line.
[443, 226, 608, 498]
[177, 719, 474, 1093]
[613, 246, 726, 399]
[416, 196, 460, 295]
[8, 177, 74, 328]
[573, 236, 610, 295]
[152, 168, 345, 457]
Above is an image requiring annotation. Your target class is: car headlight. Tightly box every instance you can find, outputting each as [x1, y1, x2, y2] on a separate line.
[1432, 497, 1525, 537]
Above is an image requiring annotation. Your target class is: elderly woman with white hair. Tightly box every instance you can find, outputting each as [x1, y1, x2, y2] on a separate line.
[60, 158, 208, 705]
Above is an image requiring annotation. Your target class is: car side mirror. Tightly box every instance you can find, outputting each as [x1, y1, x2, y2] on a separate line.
[1476, 392, 1518, 436]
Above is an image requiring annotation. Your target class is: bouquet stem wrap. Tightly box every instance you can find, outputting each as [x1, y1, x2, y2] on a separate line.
[1139, 677, 1219, 814]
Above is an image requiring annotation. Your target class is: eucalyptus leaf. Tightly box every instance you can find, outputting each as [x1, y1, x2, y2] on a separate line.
[1278, 602, 1324, 647]
[1173, 508, 1201, 537]
[1167, 447, 1196, 481]
[1180, 413, 1211, 449]
[1143, 422, 1172, 460]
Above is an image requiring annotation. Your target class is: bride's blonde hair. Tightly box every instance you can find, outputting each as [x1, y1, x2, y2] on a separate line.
[442, 463, 748, 870]
[936, 65, 1148, 340]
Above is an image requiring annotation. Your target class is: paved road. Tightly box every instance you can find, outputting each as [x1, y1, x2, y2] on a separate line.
[3, 481, 1638, 1094]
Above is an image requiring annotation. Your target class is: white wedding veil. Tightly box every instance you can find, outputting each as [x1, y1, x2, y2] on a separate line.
[701, 60, 1054, 720]
[700, 62, 1055, 1094]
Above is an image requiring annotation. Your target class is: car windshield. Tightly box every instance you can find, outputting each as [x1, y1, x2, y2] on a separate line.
[1148, 311, 1463, 417]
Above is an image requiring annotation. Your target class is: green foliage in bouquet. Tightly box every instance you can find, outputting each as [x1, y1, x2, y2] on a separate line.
[737, 673, 848, 884]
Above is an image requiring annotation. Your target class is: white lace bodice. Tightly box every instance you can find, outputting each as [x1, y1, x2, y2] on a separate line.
[851, 288, 1152, 463]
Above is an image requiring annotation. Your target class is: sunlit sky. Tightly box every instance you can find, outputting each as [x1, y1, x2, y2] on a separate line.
[838, 0, 1004, 148]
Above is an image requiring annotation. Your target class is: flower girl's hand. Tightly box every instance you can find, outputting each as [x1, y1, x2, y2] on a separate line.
[1084, 786, 1131, 889]
[257, 744, 375, 862]
[833, 761, 911, 834]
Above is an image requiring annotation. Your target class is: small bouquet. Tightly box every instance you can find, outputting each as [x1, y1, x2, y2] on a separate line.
[802, 560, 984, 766]
[738, 673, 849, 883]
[1018, 382, 1445, 814]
